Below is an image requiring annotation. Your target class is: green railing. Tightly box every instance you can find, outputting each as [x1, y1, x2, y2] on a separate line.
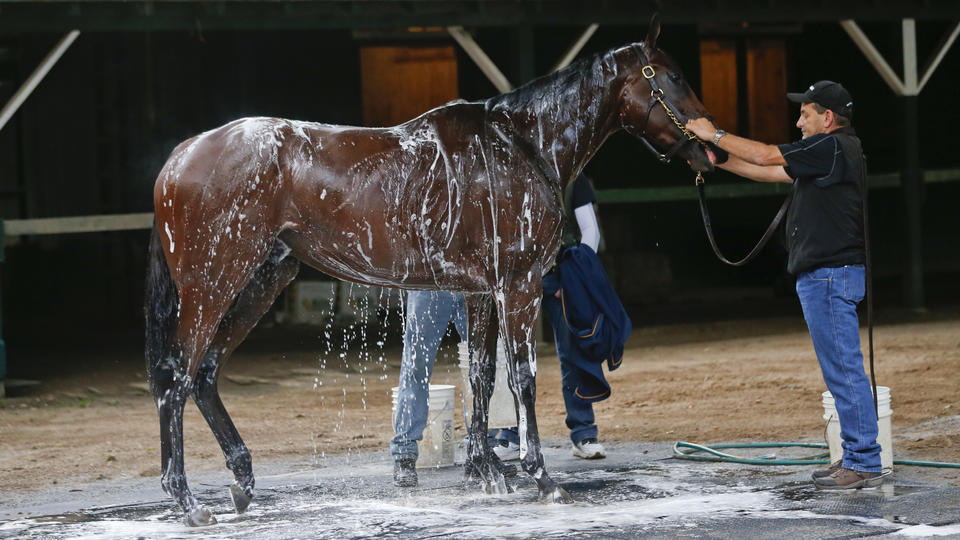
[596, 167, 960, 204]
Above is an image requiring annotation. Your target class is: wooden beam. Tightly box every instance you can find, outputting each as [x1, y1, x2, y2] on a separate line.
[3, 1, 960, 33]
[903, 19, 919, 94]
[918, 20, 960, 92]
[3, 212, 154, 236]
[0, 30, 80, 133]
[551, 24, 599, 73]
[840, 20, 906, 96]
[447, 25, 513, 93]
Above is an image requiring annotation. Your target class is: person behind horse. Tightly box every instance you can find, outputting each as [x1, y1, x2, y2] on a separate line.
[390, 290, 466, 486]
[390, 290, 517, 486]
[493, 172, 608, 461]
[686, 81, 883, 490]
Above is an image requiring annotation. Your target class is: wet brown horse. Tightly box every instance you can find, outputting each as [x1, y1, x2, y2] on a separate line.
[145, 19, 714, 525]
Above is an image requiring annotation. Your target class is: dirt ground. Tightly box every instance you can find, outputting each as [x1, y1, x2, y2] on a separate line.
[1, 310, 958, 494]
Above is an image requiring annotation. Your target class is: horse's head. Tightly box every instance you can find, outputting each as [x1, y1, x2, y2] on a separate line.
[616, 16, 715, 173]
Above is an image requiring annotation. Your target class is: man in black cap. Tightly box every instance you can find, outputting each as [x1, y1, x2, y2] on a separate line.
[685, 81, 884, 490]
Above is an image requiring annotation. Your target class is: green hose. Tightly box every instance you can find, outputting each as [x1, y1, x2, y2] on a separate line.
[672, 441, 960, 468]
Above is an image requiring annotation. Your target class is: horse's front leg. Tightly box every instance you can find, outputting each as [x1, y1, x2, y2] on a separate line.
[497, 285, 573, 504]
[463, 294, 510, 494]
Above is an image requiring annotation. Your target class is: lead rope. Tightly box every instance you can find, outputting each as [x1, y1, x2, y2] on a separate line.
[862, 164, 878, 416]
[695, 172, 793, 266]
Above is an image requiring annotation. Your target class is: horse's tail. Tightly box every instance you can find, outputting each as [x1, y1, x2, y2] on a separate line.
[144, 223, 179, 374]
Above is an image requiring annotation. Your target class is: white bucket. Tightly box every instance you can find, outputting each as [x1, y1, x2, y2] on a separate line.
[459, 340, 517, 429]
[822, 386, 893, 472]
[392, 384, 456, 468]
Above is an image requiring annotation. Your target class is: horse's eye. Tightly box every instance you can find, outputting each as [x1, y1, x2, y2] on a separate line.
[669, 72, 683, 82]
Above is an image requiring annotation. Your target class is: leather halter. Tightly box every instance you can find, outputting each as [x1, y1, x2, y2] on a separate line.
[626, 46, 699, 164]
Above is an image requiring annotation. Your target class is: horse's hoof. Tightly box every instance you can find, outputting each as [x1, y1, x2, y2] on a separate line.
[481, 467, 508, 495]
[482, 477, 509, 495]
[183, 506, 217, 527]
[542, 486, 574, 504]
[230, 483, 254, 514]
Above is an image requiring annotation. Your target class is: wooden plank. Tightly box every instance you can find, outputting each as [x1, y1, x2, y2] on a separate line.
[360, 45, 459, 127]
[4, 2, 960, 33]
[699, 39, 739, 133]
[3, 212, 154, 235]
[746, 38, 788, 144]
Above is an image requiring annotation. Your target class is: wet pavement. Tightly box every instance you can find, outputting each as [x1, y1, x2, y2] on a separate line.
[2, 441, 959, 539]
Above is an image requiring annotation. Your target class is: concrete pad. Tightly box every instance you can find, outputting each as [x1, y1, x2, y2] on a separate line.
[2, 441, 959, 539]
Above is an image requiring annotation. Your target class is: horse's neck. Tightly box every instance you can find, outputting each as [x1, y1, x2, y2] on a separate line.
[489, 54, 621, 189]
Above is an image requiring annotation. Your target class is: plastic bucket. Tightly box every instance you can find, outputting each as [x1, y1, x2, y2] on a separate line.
[392, 384, 456, 468]
[459, 340, 517, 429]
[822, 386, 893, 472]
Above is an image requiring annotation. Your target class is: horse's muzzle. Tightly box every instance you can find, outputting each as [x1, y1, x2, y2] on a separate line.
[681, 141, 715, 173]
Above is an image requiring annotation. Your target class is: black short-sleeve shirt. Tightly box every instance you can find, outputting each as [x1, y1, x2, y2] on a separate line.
[777, 127, 866, 275]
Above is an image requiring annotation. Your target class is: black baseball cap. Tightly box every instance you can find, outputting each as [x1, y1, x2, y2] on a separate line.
[787, 80, 854, 119]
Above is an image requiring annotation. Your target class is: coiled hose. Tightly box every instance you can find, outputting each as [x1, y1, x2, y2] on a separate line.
[673, 441, 960, 468]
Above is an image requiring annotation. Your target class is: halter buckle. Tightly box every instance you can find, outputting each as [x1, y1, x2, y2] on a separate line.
[695, 172, 705, 186]
[641, 65, 656, 79]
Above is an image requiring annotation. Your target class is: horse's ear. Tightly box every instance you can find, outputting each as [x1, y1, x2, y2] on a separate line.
[645, 13, 661, 49]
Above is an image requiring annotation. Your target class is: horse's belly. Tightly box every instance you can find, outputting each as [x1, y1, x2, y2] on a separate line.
[277, 228, 486, 292]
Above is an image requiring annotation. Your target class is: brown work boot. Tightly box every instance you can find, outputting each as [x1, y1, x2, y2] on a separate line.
[811, 459, 843, 481]
[813, 467, 884, 490]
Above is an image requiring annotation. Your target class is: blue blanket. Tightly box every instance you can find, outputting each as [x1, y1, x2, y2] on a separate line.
[543, 245, 632, 402]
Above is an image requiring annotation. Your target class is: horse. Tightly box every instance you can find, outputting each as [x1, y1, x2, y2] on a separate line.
[145, 17, 715, 526]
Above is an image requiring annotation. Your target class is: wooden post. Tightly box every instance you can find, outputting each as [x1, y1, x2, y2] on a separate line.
[901, 95, 924, 309]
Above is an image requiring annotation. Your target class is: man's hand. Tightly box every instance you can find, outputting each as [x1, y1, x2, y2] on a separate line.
[685, 117, 718, 142]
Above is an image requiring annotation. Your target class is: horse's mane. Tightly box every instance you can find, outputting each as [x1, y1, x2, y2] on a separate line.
[484, 48, 620, 117]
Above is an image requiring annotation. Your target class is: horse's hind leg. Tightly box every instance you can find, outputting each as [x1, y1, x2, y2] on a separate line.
[146, 227, 218, 525]
[192, 242, 299, 514]
[496, 284, 573, 504]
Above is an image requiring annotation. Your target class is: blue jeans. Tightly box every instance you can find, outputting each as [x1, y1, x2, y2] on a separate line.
[796, 265, 881, 473]
[390, 290, 467, 461]
[545, 291, 598, 444]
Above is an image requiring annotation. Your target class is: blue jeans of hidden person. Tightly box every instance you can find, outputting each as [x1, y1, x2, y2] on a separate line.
[796, 264, 881, 473]
[390, 290, 467, 461]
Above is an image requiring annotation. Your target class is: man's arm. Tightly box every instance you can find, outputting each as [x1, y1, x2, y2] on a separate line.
[685, 117, 793, 184]
[712, 131, 786, 167]
[718, 155, 794, 184]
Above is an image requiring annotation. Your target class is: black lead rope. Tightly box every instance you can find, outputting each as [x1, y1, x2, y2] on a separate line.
[861, 165, 878, 416]
[695, 174, 793, 267]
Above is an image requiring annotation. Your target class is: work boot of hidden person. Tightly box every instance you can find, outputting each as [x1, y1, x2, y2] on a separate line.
[813, 467, 884, 490]
[811, 459, 843, 480]
[393, 458, 418, 487]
